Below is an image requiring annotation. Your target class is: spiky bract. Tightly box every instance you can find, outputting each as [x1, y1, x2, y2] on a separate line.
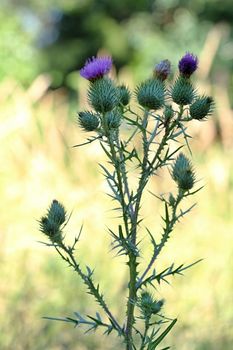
[117, 85, 131, 106]
[171, 76, 195, 105]
[78, 111, 99, 131]
[106, 109, 121, 129]
[136, 78, 165, 110]
[190, 96, 214, 120]
[88, 78, 119, 113]
[172, 153, 195, 191]
[39, 200, 66, 244]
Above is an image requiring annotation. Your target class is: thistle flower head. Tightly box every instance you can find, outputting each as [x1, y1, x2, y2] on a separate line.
[136, 78, 165, 110]
[106, 110, 121, 130]
[88, 77, 119, 113]
[190, 96, 214, 120]
[39, 200, 66, 244]
[78, 111, 99, 131]
[178, 52, 198, 78]
[117, 84, 131, 106]
[80, 56, 112, 81]
[154, 59, 171, 81]
[171, 76, 195, 105]
[172, 153, 195, 191]
[139, 291, 164, 319]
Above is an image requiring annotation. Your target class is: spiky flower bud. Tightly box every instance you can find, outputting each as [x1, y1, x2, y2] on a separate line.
[178, 52, 198, 78]
[136, 79, 165, 110]
[190, 96, 214, 120]
[106, 110, 121, 129]
[117, 85, 131, 106]
[88, 77, 119, 113]
[154, 59, 171, 81]
[171, 76, 195, 105]
[39, 200, 66, 244]
[78, 111, 99, 131]
[172, 153, 195, 191]
[139, 291, 164, 319]
[47, 200, 66, 225]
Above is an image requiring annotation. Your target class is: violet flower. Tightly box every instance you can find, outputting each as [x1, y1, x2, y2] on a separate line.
[178, 52, 198, 77]
[80, 56, 112, 81]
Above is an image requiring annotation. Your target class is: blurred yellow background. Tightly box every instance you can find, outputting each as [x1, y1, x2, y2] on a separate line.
[0, 1, 233, 349]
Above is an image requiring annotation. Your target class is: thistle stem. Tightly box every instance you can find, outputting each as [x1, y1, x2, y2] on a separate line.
[55, 243, 122, 335]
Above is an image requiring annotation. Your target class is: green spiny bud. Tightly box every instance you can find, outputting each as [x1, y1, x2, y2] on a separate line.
[39, 216, 61, 243]
[106, 110, 121, 129]
[88, 77, 119, 113]
[171, 76, 195, 105]
[136, 78, 165, 110]
[78, 111, 99, 131]
[47, 200, 66, 226]
[190, 96, 214, 120]
[172, 153, 195, 191]
[39, 200, 66, 244]
[117, 84, 131, 106]
[139, 291, 164, 319]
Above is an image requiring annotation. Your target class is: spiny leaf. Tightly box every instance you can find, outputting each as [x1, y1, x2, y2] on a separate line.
[73, 135, 102, 148]
[148, 318, 177, 349]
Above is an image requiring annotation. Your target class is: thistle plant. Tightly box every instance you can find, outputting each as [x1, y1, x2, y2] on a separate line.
[39, 52, 214, 349]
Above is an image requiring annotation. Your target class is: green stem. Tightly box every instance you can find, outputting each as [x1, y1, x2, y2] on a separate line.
[131, 110, 149, 245]
[140, 318, 150, 350]
[125, 110, 149, 349]
[107, 132, 130, 236]
[115, 132, 134, 221]
[125, 253, 137, 350]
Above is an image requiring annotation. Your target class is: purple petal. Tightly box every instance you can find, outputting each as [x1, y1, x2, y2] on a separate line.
[178, 52, 198, 77]
[80, 56, 112, 81]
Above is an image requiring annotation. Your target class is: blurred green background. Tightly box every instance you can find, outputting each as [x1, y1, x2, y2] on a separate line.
[0, 0, 233, 349]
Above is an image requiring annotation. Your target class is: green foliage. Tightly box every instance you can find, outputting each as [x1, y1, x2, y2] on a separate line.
[0, 6, 41, 85]
[1, 0, 233, 102]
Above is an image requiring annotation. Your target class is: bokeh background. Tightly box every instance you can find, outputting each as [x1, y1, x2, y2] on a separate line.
[1, 1, 233, 349]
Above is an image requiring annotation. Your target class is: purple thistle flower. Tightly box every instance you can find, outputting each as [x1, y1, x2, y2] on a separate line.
[80, 56, 112, 81]
[178, 52, 198, 77]
[154, 59, 171, 81]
